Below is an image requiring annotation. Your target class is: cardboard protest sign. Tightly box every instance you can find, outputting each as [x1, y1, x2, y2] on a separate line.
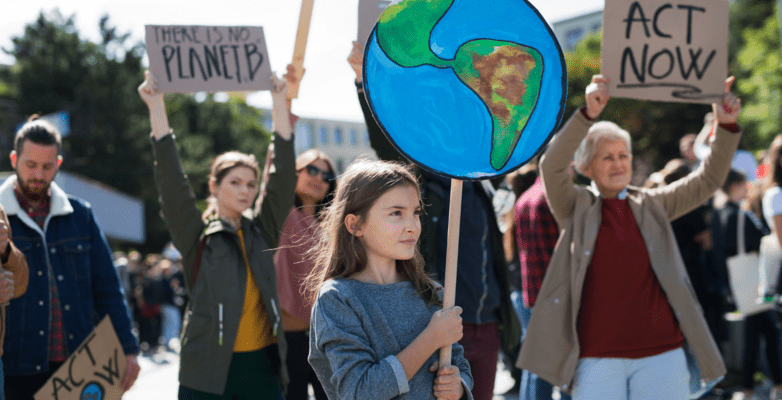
[35, 317, 128, 400]
[145, 25, 273, 93]
[358, 0, 393, 46]
[601, 0, 729, 104]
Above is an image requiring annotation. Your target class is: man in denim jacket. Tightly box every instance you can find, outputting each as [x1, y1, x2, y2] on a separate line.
[0, 118, 140, 399]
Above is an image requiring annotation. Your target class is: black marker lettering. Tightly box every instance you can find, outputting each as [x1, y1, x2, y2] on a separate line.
[162, 46, 176, 82]
[94, 349, 121, 385]
[648, 48, 674, 79]
[77, 332, 99, 365]
[676, 47, 716, 80]
[189, 48, 208, 81]
[232, 45, 242, 83]
[244, 43, 264, 81]
[160, 27, 172, 43]
[624, 2, 651, 39]
[51, 377, 72, 400]
[181, 27, 194, 43]
[220, 45, 233, 80]
[69, 352, 84, 386]
[191, 27, 202, 44]
[177, 46, 189, 79]
[677, 5, 706, 45]
[652, 4, 672, 38]
[621, 44, 648, 83]
[205, 46, 221, 77]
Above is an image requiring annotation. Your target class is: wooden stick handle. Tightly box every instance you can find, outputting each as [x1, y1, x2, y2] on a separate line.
[288, 0, 315, 100]
[439, 179, 463, 367]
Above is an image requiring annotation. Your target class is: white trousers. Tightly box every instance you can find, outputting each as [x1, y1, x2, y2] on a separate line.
[571, 347, 689, 400]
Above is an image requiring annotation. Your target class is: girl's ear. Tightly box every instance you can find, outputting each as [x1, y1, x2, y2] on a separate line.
[208, 179, 217, 196]
[344, 214, 363, 237]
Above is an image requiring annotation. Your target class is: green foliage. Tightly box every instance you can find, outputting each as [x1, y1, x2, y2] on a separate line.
[4, 10, 273, 252]
[731, 0, 781, 150]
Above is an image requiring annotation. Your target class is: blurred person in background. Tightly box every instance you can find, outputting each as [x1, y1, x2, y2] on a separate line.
[274, 149, 336, 400]
[713, 170, 781, 400]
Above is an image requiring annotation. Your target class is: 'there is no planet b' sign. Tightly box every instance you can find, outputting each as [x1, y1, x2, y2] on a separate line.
[145, 25, 273, 93]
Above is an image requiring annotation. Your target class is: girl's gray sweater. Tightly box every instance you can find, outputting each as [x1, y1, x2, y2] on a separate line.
[309, 278, 474, 399]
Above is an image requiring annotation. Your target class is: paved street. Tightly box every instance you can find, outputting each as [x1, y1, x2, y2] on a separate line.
[121, 350, 767, 399]
[123, 350, 522, 399]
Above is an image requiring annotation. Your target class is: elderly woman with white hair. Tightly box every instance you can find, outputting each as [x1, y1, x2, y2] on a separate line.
[516, 75, 742, 400]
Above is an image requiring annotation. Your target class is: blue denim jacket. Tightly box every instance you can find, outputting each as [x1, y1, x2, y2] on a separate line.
[0, 177, 139, 375]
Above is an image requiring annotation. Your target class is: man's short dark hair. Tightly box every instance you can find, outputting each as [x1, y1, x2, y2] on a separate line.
[722, 169, 747, 194]
[15, 115, 62, 155]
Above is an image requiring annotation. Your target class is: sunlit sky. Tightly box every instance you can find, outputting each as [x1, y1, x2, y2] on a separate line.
[2, 0, 604, 122]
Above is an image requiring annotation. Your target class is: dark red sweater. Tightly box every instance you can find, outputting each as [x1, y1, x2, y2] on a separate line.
[578, 198, 684, 358]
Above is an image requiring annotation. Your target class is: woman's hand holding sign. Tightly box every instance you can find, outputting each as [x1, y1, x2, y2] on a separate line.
[270, 72, 292, 141]
[585, 75, 610, 120]
[716, 76, 741, 125]
[138, 71, 171, 141]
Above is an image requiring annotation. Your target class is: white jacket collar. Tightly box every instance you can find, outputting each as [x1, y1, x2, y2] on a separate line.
[0, 175, 74, 217]
[589, 181, 628, 200]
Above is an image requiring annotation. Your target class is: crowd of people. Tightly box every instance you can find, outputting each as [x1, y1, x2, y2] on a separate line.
[113, 247, 188, 356]
[1, 39, 782, 400]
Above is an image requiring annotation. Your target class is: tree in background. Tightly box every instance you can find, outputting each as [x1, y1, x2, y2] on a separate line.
[3, 10, 273, 253]
[730, 0, 781, 150]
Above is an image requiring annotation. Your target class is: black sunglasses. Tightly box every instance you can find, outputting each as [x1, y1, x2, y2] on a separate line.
[304, 164, 335, 182]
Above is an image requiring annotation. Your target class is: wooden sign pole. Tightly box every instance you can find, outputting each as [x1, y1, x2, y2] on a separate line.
[288, 0, 314, 100]
[439, 179, 463, 367]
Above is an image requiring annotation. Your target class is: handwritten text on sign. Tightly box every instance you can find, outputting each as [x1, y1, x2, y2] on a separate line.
[145, 25, 273, 93]
[601, 0, 728, 104]
[35, 317, 127, 400]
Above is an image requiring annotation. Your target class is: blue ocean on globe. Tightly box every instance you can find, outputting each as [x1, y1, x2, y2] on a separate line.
[364, 0, 567, 180]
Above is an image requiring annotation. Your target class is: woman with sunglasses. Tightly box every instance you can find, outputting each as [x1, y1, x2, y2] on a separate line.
[275, 149, 337, 400]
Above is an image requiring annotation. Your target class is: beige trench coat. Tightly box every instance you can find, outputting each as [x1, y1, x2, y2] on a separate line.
[516, 109, 739, 393]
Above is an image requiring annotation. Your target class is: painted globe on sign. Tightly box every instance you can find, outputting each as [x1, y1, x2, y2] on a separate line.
[363, 0, 567, 180]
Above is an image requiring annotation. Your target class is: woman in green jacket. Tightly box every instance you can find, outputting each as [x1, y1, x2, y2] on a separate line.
[138, 70, 296, 400]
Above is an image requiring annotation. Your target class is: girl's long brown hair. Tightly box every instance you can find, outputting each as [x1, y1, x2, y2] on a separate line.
[305, 159, 440, 306]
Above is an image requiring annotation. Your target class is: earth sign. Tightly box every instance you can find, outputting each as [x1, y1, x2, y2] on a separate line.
[364, 0, 567, 180]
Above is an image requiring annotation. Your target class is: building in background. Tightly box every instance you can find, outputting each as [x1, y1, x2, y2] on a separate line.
[551, 9, 603, 51]
[262, 112, 376, 174]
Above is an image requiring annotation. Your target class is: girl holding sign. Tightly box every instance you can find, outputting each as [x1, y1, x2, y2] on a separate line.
[517, 75, 742, 399]
[138, 70, 294, 400]
[306, 159, 474, 400]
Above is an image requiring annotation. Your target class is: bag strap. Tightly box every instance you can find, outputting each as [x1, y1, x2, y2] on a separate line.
[737, 210, 746, 255]
[191, 235, 208, 288]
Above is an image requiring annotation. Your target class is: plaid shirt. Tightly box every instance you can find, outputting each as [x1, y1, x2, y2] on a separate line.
[15, 188, 68, 362]
[515, 178, 559, 308]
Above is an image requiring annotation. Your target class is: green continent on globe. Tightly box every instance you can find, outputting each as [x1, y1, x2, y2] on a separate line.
[377, 0, 453, 68]
[375, 0, 544, 171]
[453, 40, 543, 170]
